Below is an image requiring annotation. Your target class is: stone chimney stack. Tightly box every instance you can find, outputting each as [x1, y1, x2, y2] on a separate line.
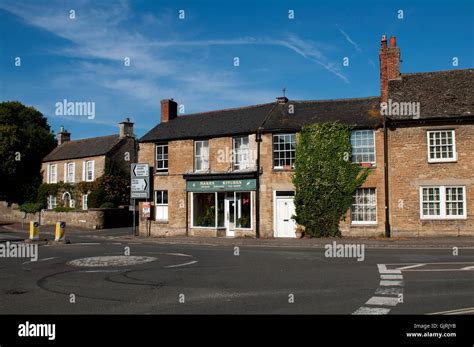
[57, 125, 71, 146]
[379, 35, 401, 103]
[119, 118, 134, 138]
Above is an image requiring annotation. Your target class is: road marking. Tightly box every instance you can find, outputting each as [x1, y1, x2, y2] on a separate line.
[165, 253, 193, 257]
[460, 265, 474, 270]
[365, 296, 400, 307]
[396, 263, 426, 270]
[128, 243, 142, 245]
[80, 269, 128, 273]
[353, 307, 391, 315]
[377, 264, 401, 274]
[428, 307, 474, 315]
[164, 260, 198, 268]
[22, 257, 57, 265]
[74, 242, 101, 245]
[353, 264, 405, 315]
[380, 274, 403, 280]
[380, 280, 404, 286]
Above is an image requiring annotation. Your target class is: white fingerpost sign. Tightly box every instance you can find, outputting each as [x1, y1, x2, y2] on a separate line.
[131, 163, 150, 199]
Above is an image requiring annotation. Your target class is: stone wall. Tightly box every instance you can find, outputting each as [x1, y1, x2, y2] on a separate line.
[0, 202, 132, 230]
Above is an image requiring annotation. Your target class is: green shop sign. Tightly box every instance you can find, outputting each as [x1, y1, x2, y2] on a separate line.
[187, 179, 256, 192]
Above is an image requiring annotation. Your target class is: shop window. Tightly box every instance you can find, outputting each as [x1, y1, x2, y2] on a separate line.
[236, 192, 251, 228]
[193, 193, 215, 227]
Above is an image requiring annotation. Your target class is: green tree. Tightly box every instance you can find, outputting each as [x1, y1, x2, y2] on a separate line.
[292, 122, 370, 237]
[0, 102, 56, 204]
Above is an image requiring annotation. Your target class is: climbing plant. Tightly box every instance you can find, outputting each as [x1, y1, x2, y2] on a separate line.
[292, 122, 370, 237]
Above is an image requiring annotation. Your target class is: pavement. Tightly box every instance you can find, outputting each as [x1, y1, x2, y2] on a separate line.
[0, 222, 473, 314]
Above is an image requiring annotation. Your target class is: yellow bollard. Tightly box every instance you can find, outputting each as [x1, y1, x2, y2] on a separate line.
[29, 221, 39, 240]
[55, 221, 66, 241]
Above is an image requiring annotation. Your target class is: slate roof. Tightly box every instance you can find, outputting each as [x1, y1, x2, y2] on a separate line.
[43, 135, 122, 162]
[388, 68, 474, 120]
[140, 97, 382, 142]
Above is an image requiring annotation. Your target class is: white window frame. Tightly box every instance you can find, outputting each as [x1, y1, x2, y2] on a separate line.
[47, 195, 57, 209]
[85, 160, 94, 182]
[350, 188, 377, 225]
[272, 133, 296, 169]
[82, 194, 88, 210]
[194, 140, 209, 172]
[66, 162, 75, 183]
[154, 190, 169, 221]
[155, 143, 168, 172]
[233, 136, 250, 171]
[420, 186, 466, 220]
[48, 164, 57, 184]
[350, 130, 376, 164]
[427, 130, 457, 163]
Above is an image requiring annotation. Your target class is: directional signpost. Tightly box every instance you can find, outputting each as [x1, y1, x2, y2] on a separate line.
[131, 163, 150, 235]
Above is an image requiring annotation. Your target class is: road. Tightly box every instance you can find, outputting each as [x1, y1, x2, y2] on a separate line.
[0, 224, 473, 314]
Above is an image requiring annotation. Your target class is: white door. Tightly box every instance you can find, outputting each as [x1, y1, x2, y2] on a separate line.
[275, 198, 296, 238]
[225, 195, 235, 237]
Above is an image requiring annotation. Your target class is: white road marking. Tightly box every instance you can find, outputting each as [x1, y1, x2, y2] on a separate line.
[74, 242, 101, 245]
[353, 307, 391, 315]
[428, 307, 474, 315]
[377, 264, 401, 274]
[396, 263, 426, 270]
[164, 260, 198, 268]
[381, 274, 403, 280]
[80, 269, 128, 273]
[165, 253, 193, 257]
[365, 296, 400, 307]
[380, 280, 404, 286]
[22, 257, 57, 265]
[460, 265, 474, 270]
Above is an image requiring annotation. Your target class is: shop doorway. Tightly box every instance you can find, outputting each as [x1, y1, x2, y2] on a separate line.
[224, 193, 236, 236]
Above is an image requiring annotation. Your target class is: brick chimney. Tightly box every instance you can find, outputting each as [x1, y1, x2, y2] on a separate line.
[160, 99, 178, 123]
[119, 118, 134, 138]
[379, 35, 401, 103]
[57, 125, 71, 146]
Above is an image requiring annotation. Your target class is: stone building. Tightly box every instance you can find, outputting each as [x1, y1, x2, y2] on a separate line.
[137, 36, 473, 238]
[41, 119, 136, 210]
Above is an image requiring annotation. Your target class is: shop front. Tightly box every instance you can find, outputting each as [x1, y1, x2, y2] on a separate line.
[186, 176, 256, 237]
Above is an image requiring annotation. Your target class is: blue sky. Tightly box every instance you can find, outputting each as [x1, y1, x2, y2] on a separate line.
[0, 0, 472, 139]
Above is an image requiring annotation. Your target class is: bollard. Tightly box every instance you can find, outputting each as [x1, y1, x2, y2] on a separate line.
[55, 221, 66, 242]
[29, 221, 39, 241]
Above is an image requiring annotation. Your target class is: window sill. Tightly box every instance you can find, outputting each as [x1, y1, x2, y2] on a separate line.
[350, 223, 378, 227]
[154, 172, 169, 176]
[272, 168, 294, 173]
[427, 159, 457, 164]
[420, 217, 466, 221]
[154, 220, 168, 224]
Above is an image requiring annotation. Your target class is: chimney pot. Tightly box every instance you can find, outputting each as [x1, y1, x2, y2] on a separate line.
[390, 36, 396, 47]
[381, 35, 387, 48]
[160, 99, 178, 123]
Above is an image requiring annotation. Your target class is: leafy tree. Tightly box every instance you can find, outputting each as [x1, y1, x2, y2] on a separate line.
[0, 102, 56, 204]
[292, 122, 370, 237]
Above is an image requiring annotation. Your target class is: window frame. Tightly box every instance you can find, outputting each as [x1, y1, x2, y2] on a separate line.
[350, 188, 377, 225]
[272, 133, 296, 170]
[154, 190, 169, 222]
[350, 129, 376, 164]
[419, 185, 467, 220]
[66, 162, 75, 183]
[426, 130, 457, 163]
[85, 160, 94, 182]
[82, 194, 88, 211]
[194, 140, 209, 172]
[48, 164, 58, 184]
[155, 143, 169, 173]
[47, 195, 57, 209]
[233, 136, 250, 171]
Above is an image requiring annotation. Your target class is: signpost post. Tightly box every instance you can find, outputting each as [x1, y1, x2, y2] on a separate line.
[131, 163, 150, 236]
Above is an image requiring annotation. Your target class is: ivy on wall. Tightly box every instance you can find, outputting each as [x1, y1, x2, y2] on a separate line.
[292, 122, 370, 237]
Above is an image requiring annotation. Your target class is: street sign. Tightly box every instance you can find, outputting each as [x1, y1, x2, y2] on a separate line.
[131, 163, 150, 199]
[142, 202, 151, 218]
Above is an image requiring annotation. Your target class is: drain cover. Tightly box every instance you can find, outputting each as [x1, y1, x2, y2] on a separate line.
[67, 256, 156, 267]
